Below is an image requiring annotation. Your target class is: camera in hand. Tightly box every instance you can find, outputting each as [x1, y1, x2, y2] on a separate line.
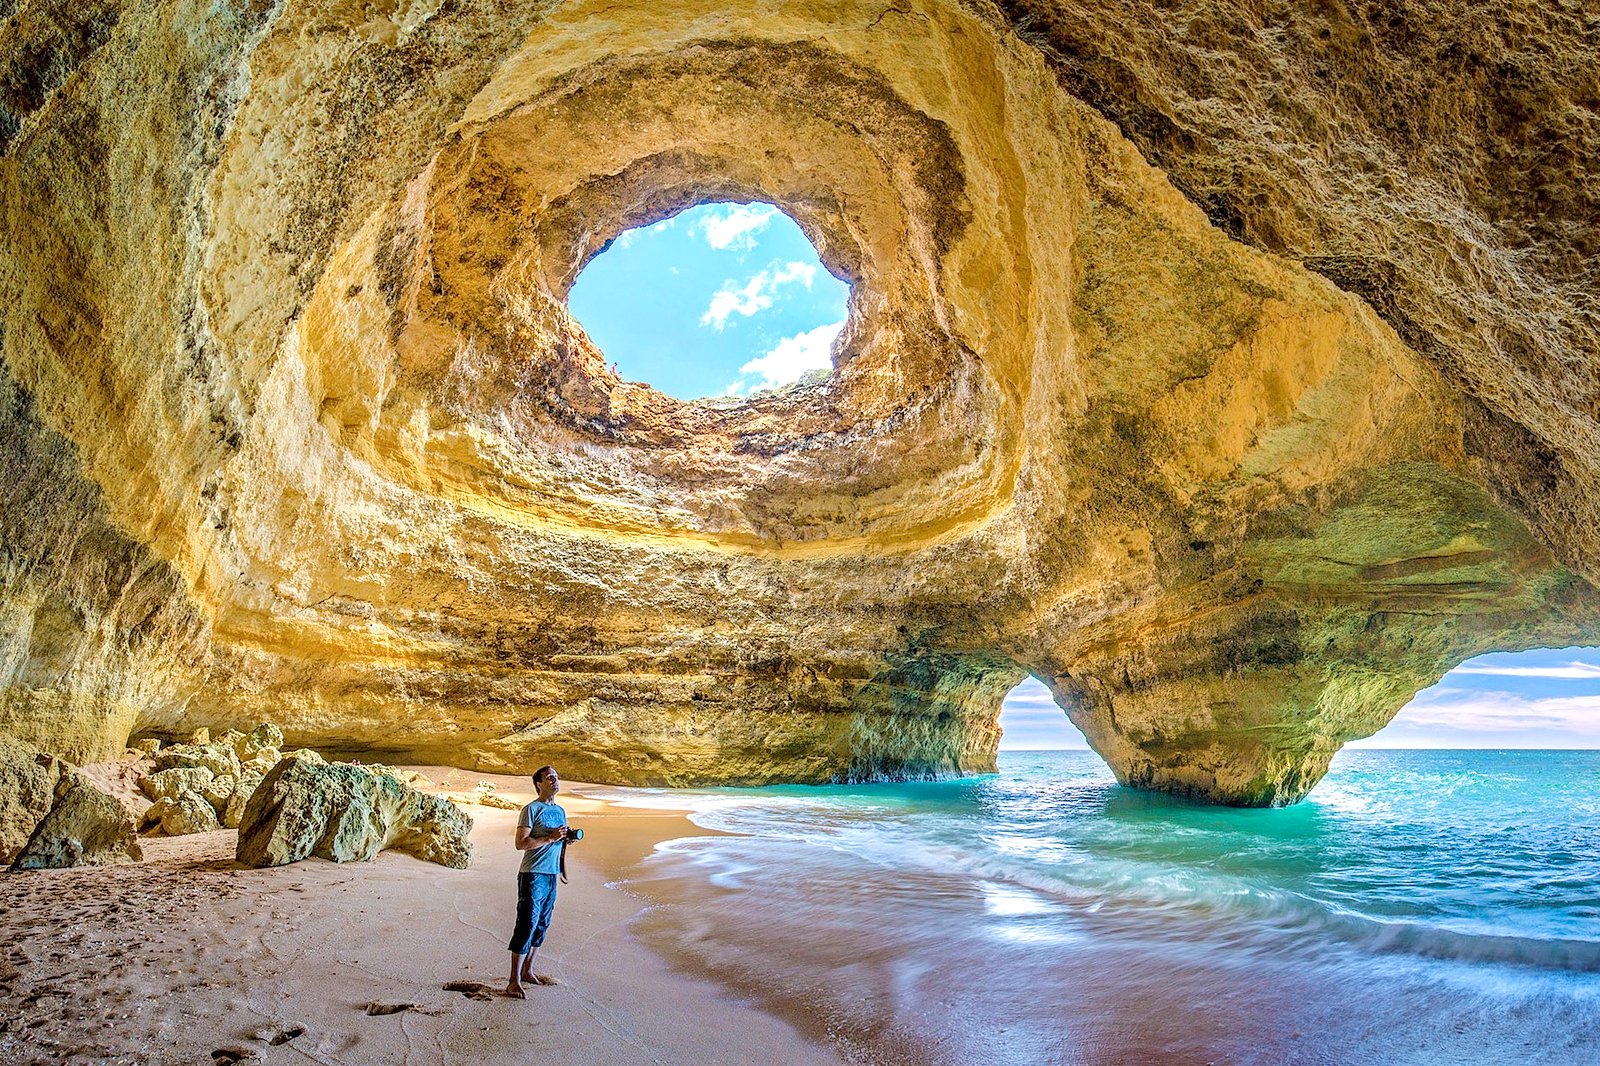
[564, 827, 583, 842]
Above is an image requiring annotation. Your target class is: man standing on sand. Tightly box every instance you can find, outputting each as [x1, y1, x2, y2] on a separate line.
[506, 765, 569, 998]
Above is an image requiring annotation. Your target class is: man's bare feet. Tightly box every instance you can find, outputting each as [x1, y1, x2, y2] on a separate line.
[503, 982, 526, 999]
[519, 971, 558, 986]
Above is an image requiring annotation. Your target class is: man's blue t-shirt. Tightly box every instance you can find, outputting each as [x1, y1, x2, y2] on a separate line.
[518, 800, 567, 875]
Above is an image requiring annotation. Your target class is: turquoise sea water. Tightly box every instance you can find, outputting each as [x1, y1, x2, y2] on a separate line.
[601, 750, 1600, 1065]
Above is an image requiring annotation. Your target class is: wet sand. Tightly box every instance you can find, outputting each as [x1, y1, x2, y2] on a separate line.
[0, 768, 842, 1066]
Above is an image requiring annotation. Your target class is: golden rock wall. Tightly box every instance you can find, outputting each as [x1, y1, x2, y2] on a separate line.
[0, 0, 1594, 803]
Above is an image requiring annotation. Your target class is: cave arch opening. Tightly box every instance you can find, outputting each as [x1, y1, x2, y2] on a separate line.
[1345, 644, 1600, 750]
[566, 201, 851, 401]
[997, 677, 1090, 752]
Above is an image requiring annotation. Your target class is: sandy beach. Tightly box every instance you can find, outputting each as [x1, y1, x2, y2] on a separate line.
[0, 769, 842, 1066]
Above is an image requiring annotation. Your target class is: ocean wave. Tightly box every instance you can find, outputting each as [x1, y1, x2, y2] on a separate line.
[603, 752, 1600, 976]
[1314, 908, 1600, 971]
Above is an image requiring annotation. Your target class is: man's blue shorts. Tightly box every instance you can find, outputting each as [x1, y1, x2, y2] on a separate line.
[508, 872, 558, 954]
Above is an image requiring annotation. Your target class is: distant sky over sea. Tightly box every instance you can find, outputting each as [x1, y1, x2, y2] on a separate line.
[1342, 646, 1600, 749]
[998, 647, 1600, 750]
[566, 205, 1596, 752]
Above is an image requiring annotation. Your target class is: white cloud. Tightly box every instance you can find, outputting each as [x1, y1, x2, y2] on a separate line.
[1403, 688, 1600, 731]
[1343, 687, 1600, 748]
[1450, 660, 1600, 680]
[695, 203, 779, 250]
[724, 321, 843, 395]
[700, 261, 817, 330]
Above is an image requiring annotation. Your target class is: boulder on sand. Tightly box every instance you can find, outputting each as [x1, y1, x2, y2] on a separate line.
[140, 765, 215, 801]
[154, 741, 240, 780]
[11, 772, 142, 870]
[146, 789, 223, 836]
[202, 772, 239, 810]
[237, 757, 473, 869]
[222, 770, 265, 830]
[0, 739, 65, 865]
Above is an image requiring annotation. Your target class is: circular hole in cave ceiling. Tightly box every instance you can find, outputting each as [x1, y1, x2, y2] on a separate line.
[566, 201, 851, 401]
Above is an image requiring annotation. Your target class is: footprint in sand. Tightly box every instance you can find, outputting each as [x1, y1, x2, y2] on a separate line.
[441, 981, 497, 1001]
[264, 1023, 306, 1046]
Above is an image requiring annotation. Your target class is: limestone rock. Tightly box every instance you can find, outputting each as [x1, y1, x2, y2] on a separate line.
[222, 770, 265, 830]
[140, 766, 215, 802]
[185, 728, 211, 745]
[236, 724, 285, 760]
[201, 772, 238, 810]
[11, 772, 142, 870]
[237, 757, 473, 869]
[240, 747, 282, 773]
[147, 790, 223, 836]
[442, 781, 523, 810]
[129, 739, 162, 755]
[0, 0, 1596, 807]
[0, 740, 65, 866]
[154, 743, 241, 781]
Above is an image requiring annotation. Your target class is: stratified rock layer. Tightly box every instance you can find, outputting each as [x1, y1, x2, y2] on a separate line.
[0, 0, 1595, 804]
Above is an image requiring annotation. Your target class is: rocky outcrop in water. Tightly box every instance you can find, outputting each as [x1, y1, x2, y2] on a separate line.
[236, 755, 473, 868]
[0, 0, 1595, 804]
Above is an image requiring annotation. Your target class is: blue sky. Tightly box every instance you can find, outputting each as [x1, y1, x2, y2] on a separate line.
[568, 203, 1598, 752]
[568, 202, 850, 400]
[998, 647, 1600, 750]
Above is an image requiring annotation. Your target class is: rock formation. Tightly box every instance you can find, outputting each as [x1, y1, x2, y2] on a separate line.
[0, 0, 1595, 804]
[144, 789, 223, 836]
[0, 739, 64, 864]
[236, 755, 474, 868]
[1, 741, 142, 869]
[440, 780, 523, 811]
[10, 770, 144, 869]
[134, 725, 285, 832]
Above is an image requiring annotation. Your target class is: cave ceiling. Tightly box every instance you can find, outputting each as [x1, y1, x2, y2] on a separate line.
[0, 0, 1595, 804]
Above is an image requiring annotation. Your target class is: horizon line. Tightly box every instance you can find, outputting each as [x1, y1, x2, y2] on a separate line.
[996, 746, 1600, 752]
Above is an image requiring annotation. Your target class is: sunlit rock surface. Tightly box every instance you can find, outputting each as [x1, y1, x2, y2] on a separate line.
[0, 739, 65, 864]
[0, 0, 1595, 804]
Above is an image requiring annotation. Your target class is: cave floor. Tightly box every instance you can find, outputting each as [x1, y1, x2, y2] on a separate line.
[0, 771, 836, 1066]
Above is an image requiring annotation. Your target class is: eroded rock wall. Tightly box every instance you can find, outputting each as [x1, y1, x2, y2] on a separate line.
[997, 0, 1600, 581]
[0, 362, 208, 760]
[0, 0, 1594, 804]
